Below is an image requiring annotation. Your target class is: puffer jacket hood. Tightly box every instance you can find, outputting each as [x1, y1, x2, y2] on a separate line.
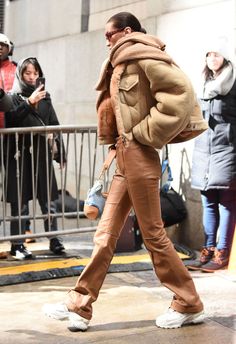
[109, 32, 173, 67]
[96, 33, 173, 93]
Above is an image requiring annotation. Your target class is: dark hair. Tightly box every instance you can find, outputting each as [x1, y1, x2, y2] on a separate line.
[20, 57, 43, 79]
[203, 58, 229, 80]
[107, 12, 146, 33]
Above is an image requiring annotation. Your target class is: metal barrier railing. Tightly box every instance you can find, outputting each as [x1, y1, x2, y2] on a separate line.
[0, 125, 108, 242]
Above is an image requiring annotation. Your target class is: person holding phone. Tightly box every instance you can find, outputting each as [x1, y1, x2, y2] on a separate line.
[4, 57, 66, 259]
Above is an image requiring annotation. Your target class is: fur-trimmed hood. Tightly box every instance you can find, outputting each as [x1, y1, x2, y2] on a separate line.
[96, 32, 174, 93]
[109, 32, 173, 67]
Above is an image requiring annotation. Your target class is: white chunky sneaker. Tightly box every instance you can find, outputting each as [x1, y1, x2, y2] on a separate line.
[155, 308, 204, 329]
[42, 303, 70, 320]
[68, 312, 90, 332]
[42, 303, 89, 331]
[10, 244, 32, 260]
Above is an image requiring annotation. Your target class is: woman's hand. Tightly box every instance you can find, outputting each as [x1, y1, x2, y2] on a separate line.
[28, 84, 46, 107]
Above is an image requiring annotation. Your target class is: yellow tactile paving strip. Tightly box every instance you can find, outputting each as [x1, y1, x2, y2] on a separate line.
[0, 252, 188, 276]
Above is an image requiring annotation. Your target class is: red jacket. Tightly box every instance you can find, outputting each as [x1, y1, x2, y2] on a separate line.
[0, 59, 16, 127]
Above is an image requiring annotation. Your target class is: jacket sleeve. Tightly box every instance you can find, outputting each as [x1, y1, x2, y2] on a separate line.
[47, 100, 60, 126]
[0, 91, 14, 112]
[132, 60, 195, 149]
[5, 98, 42, 128]
[47, 101, 67, 164]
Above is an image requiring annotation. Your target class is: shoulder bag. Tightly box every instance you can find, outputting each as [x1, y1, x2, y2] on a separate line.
[83, 147, 116, 220]
[160, 145, 187, 227]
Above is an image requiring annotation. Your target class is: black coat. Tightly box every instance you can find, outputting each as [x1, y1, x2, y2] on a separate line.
[191, 80, 236, 190]
[4, 93, 65, 204]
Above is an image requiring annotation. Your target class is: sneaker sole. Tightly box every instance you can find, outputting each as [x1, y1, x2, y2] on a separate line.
[186, 266, 202, 271]
[68, 324, 88, 332]
[156, 311, 205, 329]
[10, 254, 33, 260]
[183, 312, 205, 326]
[201, 266, 228, 273]
[49, 248, 65, 254]
[68, 314, 89, 332]
[185, 261, 211, 271]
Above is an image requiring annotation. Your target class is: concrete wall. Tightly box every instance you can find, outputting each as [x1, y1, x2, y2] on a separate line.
[4, 0, 150, 124]
[3, 0, 236, 249]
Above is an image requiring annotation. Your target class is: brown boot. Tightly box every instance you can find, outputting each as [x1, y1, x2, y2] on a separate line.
[201, 249, 229, 272]
[185, 247, 215, 270]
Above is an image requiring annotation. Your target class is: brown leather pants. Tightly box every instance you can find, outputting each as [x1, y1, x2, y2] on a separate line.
[66, 137, 203, 320]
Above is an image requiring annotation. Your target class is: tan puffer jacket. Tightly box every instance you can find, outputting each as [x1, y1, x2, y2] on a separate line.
[96, 32, 207, 148]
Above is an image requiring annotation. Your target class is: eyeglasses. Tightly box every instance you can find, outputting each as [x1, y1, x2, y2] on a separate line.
[105, 28, 125, 41]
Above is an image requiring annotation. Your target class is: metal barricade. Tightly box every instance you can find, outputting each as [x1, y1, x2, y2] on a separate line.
[0, 125, 109, 242]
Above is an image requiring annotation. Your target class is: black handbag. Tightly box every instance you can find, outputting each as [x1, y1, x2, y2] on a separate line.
[160, 146, 187, 227]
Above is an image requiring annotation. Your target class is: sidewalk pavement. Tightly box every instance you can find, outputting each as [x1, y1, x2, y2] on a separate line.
[0, 232, 236, 343]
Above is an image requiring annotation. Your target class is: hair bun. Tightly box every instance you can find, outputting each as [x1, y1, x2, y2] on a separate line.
[140, 27, 147, 34]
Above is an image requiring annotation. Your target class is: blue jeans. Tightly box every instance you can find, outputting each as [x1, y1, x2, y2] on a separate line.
[201, 189, 236, 250]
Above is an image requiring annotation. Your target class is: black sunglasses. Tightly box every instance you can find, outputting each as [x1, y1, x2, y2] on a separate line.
[105, 28, 125, 40]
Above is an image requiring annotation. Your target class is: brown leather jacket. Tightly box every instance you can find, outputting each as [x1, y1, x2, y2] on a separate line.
[96, 32, 207, 148]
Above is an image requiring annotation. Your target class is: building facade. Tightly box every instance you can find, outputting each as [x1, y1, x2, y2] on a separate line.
[3, 0, 236, 248]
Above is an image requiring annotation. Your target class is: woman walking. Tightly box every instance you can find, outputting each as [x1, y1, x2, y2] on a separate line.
[43, 12, 206, 331]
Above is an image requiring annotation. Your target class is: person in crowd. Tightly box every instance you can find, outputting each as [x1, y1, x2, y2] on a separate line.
[0, 33, 17, 258]
[43, 12, 205, 331]
[23, 203, 36, 243]
[4, 57, 66, 259]
[0, 33, 35, 247]
[0, 33, 16, 128]
[186, 42, 236, 272]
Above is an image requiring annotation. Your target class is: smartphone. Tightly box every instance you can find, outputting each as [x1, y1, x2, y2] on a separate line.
[36, 77, 45, 90]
